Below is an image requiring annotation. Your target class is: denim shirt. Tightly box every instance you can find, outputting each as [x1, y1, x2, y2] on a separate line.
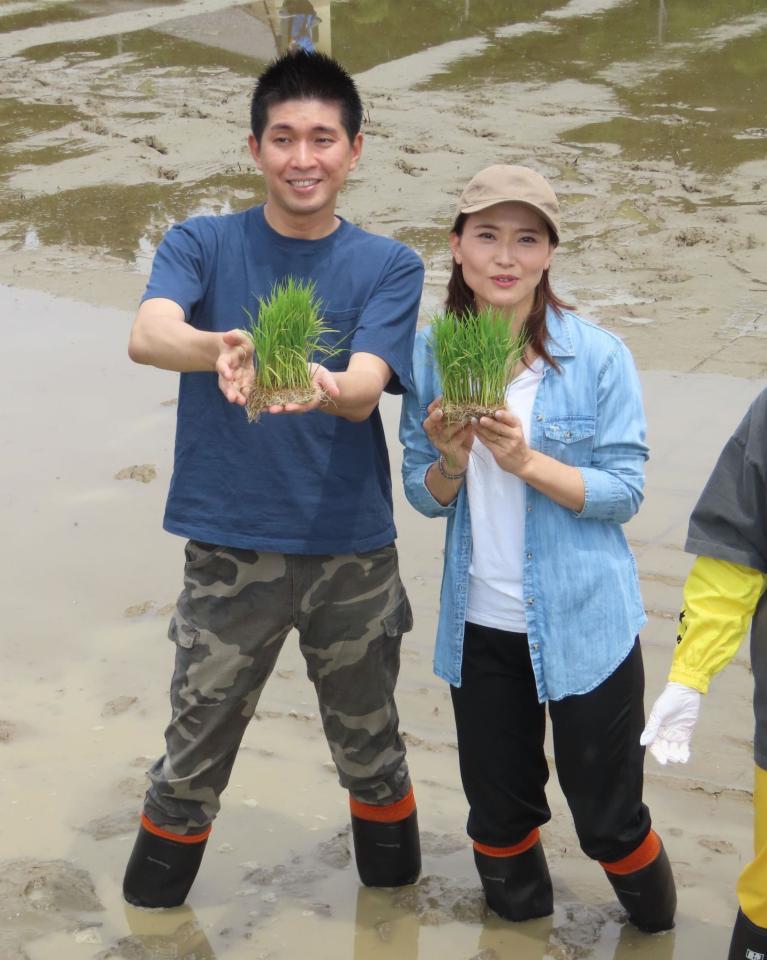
[399, 308, 649, 702]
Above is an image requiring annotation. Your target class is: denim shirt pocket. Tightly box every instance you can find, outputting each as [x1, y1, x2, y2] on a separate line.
[542, 416, 596, 466]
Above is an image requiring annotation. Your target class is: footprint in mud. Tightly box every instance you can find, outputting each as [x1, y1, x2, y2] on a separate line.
[0, 859, 103, 959]
[550, 901, 622, 955]
[395, 157, 427, 177]
[392, 874, 487, 925]
[315, 829, 352, 870]
[133, 134, 168, 155]
[240, 849, 337, 930]
[123, 600, 155, 618]
[114, 465, 156, 484]
[101, 695, 138, 717]
[77, 809, 139, 841]
[420, 831, 467, 857]
[112, 773, 149, 801]
[698, 836, 737, 855]
[0, 719, 19, 742]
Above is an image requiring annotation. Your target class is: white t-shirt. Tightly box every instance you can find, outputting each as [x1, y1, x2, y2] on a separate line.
[465, 357, 545, 633]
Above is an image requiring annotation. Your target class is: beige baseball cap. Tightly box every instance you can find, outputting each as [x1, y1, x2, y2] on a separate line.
[457, 164, 560, 242]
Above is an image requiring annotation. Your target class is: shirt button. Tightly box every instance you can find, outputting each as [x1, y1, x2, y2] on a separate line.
[526, 552, 533, 560]
[536, 415, 543, 422]
[527, 505, 533, 513]
[565, 431, 572, 439]
[527, 597, 535, 605]
[531, 643, 539, 651]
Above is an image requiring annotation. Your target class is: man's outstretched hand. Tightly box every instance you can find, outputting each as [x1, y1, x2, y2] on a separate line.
[265, 363, 341, 415]
[216, 330, 254, 405]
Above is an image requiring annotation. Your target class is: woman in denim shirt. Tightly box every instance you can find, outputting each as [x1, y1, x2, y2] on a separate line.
[400, 165, 676, 932]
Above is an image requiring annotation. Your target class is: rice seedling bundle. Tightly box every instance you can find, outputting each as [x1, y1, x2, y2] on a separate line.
[242, 277, 337, 422]
[430, 307, 528, 424]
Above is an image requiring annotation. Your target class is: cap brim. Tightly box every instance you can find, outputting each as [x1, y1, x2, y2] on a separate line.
[458, 198, 559, 241]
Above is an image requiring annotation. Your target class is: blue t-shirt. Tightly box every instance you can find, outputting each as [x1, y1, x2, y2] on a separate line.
[142, 204, 424, 554]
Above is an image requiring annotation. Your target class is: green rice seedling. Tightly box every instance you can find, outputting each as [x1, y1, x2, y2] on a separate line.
[242, 277, 340, 422]
[430, 306, 528, 424]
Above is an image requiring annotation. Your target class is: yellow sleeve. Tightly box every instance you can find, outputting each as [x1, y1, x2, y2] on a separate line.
[669, 556, 767, 693]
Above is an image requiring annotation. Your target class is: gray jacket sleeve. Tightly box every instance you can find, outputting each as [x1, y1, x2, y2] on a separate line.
[685, 388, 767, 574]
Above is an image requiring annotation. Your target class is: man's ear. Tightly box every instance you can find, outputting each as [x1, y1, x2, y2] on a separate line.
[247, 133, 262, 170]
[348, 132, 363, 171]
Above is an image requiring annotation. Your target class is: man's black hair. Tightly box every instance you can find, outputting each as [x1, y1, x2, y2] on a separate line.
[250, 50, 363, 144]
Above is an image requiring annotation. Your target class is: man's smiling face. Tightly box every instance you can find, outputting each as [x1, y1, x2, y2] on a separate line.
[248, 98, 363, 236]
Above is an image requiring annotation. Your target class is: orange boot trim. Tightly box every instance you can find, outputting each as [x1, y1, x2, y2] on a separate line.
[141, 813, 211, 844]
[600, 830, 661, 875]
[473, 828, 540, 858]
[349, 786, 415, 823]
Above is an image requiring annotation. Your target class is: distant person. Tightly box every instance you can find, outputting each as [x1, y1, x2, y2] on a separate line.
[642, 389, 767, 959]
[400, 165, 676, 931]
[122, 50, 424, 908]
[279, 0, 320, 53]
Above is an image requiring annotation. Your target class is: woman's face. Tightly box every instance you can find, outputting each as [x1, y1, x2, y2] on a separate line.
[449, 202, 554, 325]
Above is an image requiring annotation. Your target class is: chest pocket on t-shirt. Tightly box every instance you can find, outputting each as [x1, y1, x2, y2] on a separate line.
[542, 416, 596, 466]
[317, 308, 360, 371]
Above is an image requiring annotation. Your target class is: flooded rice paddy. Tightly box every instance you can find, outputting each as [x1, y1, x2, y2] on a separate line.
[1, 2, 766, 959]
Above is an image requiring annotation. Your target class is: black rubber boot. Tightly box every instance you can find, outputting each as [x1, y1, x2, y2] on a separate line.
[728, 909, 767, 959]
[474, 840, 554, 922]
[604, 842, 676, 933]
[123, 823, 208, 908]
[351, 809, 421, 887]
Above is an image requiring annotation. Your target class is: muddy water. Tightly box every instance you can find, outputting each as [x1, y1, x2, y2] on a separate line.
[1, 2, 766, 959]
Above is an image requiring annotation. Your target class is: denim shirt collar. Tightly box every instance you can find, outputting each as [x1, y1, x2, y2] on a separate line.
[544, 307, 576, 359]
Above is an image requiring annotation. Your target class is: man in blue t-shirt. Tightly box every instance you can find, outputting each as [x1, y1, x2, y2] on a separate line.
[122, 50, 424, 909]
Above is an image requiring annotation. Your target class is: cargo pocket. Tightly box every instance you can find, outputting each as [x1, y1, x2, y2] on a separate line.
[382, 592, 414, 638]
[167, 608, 199, 649]
[542, 416, 596, 466]
[183, 539, 227, 571]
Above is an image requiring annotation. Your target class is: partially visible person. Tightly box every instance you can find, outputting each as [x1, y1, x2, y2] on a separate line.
[122, 50, 424, 909]
[279, 0, 320, 53]
[400, 165, 676, 932]
[642, 388, 767, 959]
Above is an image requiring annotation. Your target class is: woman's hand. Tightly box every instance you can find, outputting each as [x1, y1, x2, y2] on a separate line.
[423, 396, 474, 473]
[475, 409, 532, 476]
[477, 409, 586, 511]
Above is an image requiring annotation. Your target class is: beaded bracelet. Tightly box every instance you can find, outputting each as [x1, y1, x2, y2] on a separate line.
[437, 455, 467, 481]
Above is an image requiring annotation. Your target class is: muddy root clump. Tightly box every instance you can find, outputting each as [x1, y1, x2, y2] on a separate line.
[246, 386, 328, 423]
[441, 402, 498, 426]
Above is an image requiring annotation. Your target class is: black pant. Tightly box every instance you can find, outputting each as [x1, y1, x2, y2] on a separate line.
[450, 623, 651, 862]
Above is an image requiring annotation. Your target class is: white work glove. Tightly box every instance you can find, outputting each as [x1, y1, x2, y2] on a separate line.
[640, 681, 701, 765]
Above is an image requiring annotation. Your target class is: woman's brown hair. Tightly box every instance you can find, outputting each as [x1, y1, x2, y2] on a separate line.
[445, 213, 572, 371]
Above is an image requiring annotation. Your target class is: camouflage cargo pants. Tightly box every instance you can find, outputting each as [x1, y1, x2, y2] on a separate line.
[144, 541, 414, 834]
